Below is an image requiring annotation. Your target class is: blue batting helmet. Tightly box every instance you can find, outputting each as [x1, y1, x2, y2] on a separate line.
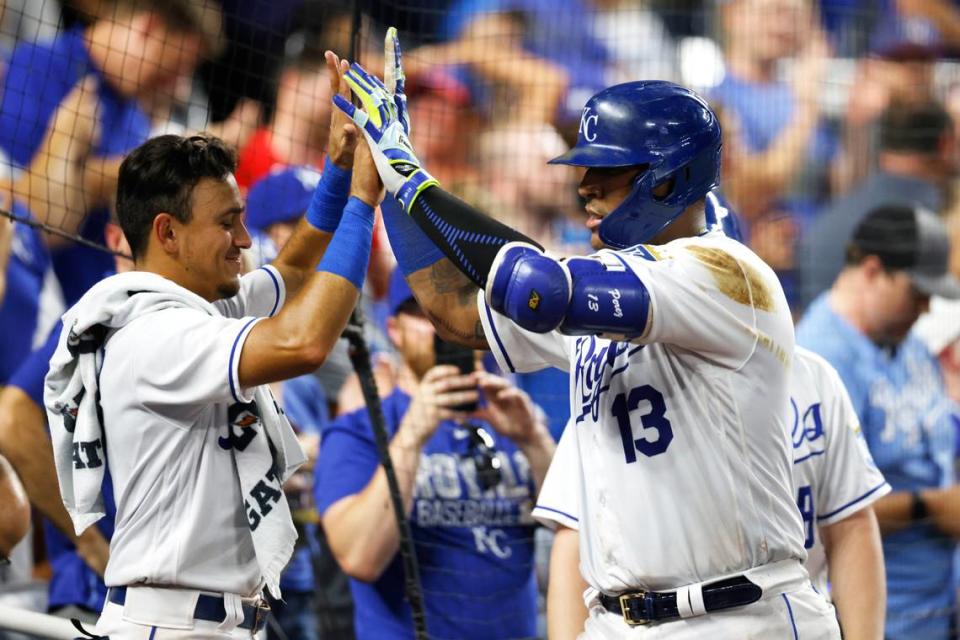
[549, 81, 722, 249]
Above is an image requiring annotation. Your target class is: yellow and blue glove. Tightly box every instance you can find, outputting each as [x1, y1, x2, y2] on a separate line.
[332, 28, 437, 213]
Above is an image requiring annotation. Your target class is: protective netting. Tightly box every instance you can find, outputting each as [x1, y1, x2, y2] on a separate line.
[1, 1, 959, 639]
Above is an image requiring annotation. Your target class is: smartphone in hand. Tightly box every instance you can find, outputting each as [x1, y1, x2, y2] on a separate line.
[433, 334, 478, 412]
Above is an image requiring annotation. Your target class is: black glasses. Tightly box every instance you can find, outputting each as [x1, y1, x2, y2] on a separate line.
[462, 422, 502, 491]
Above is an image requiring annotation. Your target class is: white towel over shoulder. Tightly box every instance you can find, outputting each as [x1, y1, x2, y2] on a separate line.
[44, 271, 304, 597]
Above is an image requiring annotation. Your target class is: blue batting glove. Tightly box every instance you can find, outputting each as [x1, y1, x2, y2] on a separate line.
[332, 28, 437, 212]
[486, 243, 572, 333]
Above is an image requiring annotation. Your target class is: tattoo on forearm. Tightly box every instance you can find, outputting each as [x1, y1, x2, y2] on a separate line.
[424, 309, 486, 348]
[428, 261, 477, 306]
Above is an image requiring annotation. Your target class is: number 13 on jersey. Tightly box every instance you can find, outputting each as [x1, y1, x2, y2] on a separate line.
[611, 384, 674, 462]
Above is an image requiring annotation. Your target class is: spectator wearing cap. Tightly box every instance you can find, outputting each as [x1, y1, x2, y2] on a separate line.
[797, 204, 960, 640]
[315, 269, 555, 640]
[406, 68, 480, 189]
[799, 100, 956, 309]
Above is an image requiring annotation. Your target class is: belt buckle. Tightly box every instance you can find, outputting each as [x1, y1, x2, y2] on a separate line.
[619, 591, 652, 626]
[252, 600, 271, 633]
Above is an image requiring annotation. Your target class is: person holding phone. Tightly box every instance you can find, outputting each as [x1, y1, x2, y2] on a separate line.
[314, 268, 555, 640]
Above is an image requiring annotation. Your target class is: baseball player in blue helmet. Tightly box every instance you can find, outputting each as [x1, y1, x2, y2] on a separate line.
[548, 80, 722, 250]
[334, 29, 840, 638]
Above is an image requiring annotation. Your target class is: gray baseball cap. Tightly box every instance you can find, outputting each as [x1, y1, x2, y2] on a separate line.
[848, 204, 960, 299]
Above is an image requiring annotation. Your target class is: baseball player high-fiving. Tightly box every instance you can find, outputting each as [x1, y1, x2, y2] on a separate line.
[333, 29, 841, 638]
[43, 52, 385, 639]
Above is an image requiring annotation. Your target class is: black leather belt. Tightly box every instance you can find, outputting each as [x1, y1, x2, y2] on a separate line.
[108, 587, 270, 632]
[599, 576, 762, 626]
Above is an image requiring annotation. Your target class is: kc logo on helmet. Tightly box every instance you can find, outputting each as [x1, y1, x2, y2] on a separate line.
[579, 107, 599, 142]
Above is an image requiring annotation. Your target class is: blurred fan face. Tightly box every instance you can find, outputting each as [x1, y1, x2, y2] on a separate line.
[282, 67, 334, 146]
[725, 0, 809, 62]
[388, 306, 437, 378]
[865, 269, 930, 344]
[107, 17, 204, 98]
[410, 94, 467, 162]
[265, 220, 299, 254]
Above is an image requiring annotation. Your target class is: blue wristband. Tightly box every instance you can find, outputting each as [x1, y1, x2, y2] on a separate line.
[317, 196, 374, 289]
[380, 194, 444, 276]
[305, 157, 352, 232]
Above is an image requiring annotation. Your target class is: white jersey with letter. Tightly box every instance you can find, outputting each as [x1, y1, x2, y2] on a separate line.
[98, 266, 285, 596]
[790, 347, 890, 595]
[481, 230, 804, 592]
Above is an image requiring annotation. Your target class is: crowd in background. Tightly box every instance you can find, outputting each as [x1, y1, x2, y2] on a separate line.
[0, 0, 960, 638]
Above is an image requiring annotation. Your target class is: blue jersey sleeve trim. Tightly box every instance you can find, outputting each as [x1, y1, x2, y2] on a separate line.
[229, 318, 260, 403]
[816, 481, 890, 522]
[483, 301, 516, 373]
[534, 505, 579, 522]
[259, 266, 282, 317]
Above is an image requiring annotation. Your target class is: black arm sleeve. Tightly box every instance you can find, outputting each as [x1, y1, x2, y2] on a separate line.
[409, 186, 542, 288]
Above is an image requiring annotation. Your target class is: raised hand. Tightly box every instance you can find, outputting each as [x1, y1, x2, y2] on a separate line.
[400, 365, 479, 447]
[471, 373, 541, 446]
[331, 28, 438, 212]
[325, 50, 359, 170]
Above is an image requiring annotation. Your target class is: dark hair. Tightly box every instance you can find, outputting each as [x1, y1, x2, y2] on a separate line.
[879, 100, 952, 154]
[116, 134, 237, 259]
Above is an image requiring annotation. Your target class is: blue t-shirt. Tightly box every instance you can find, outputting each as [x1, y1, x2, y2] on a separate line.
[7, 321, 116, 613]
[0, 201, 49, 384]
[315, 388, 538, 640]
[710, 75, 837, 211]
[797, 295, 957, 640]
[0, 28, 151, 305]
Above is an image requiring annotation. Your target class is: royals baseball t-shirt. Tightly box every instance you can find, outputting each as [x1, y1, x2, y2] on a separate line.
[315, 388, 539, 640]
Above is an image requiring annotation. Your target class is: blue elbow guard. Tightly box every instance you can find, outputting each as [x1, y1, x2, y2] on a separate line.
[486, 243, 572, 333]
[559, 253, 651, 340]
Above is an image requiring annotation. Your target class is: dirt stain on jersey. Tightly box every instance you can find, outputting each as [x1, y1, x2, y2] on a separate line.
[685, 246, 774, 311]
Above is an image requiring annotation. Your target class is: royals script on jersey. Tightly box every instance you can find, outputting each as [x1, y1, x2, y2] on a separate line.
[480, 230, 804, 592]
[790, 347, 890, 595]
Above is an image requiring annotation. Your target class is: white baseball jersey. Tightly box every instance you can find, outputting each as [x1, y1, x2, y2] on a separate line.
[97, 266, 285, 596]
[482, 230, 804, 593]
[790, 347, 890, 595]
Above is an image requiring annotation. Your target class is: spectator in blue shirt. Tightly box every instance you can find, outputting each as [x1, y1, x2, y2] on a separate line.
[315, 269, 555, 640]
[797, 204, 960, 639]
[713, 0, 835, 221]
[0, 218, 131, 622]
[0, 0, 220, 305]
[0, 199, 48, 384]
